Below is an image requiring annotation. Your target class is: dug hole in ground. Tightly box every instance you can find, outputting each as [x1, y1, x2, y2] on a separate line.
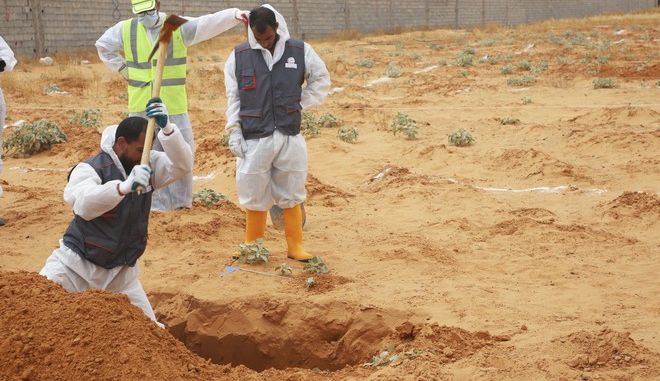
[1, 9, 660, 381]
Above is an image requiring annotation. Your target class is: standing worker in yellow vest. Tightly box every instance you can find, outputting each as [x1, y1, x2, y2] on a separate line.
[95, 0, 248, 211]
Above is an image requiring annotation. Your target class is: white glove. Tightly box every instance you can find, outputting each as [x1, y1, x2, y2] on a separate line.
[228, 126, 247, 159]
[118, 64, 129, 80]
[118, 165, 152, 195]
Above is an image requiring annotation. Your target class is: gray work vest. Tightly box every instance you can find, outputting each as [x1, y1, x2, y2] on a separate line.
[63, 152, 152, 269]
[234, 39, 306, 140]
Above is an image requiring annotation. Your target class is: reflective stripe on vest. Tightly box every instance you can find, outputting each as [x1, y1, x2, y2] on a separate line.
[122, 17, 188, 115]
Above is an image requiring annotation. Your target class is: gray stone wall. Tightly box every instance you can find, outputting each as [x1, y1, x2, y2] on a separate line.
[0, 0, 656, 55]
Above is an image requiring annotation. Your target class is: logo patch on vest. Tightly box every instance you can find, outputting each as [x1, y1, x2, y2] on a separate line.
[285, 57, 298, 69]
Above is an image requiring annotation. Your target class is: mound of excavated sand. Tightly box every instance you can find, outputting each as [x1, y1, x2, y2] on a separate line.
[0, 271, 257, 381]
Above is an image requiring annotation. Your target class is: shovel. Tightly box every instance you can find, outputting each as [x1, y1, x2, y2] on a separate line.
[136, 14, 188, 194]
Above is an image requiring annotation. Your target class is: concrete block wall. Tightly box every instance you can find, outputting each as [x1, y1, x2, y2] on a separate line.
[0, 0, 656, 55]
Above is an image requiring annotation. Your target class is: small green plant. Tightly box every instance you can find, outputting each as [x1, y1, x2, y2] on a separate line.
[410, 53, 422, 61]
[193, 188, 226, 207]
[275, 263, 293, 276]
[45, 84, 63, 95]
[546, 32, 564, 45]
[597, 56, 609, 64]
[556, 56, 572, 65]
[461, 47, 476, 55]
[237, 239, 269, 264]
[337, 127, 359, 143]
[301, 111, 321, 137]
[521, 97, 532, 105]
[569, 33, 590, 46]
[2, 119, 67, 158]
[456, 50, 474, 67]
[518, 60, 531, 71]
[384, 64, 401, 78]
[656, 80, 660, 88]
[69, 108, 102, 129]
[318, 112, 339, 128]
[593, 78, 616, 89]
[430, 43, 444, 50]
[367, 350, 398, 367]
[499, 117, 520, 125]
[448, 128, 474, 147]
[495, 53, 513, 63]
[479, 37, 497, 47]
[500, 64, 513, 74]
[531, 61, 549, 75]
[303, 256, 330, 274]
[305, 277, 316, 289]
[507, 75, 536, 87]
[355, 58, 375, 68]
[390, 112, 418, 140]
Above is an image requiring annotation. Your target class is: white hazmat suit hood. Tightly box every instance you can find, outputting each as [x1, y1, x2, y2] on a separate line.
[99, 124, 130, 179]
[247, 4, 290, 66]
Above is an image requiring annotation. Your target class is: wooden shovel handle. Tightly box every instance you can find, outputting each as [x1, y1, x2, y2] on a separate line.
[137, 39, 169, 194]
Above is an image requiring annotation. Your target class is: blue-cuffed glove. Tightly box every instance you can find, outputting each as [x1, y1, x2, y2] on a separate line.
[146, 97, 169, 130]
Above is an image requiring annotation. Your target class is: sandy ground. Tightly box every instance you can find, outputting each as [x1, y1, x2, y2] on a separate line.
[1, 10, 659, 380]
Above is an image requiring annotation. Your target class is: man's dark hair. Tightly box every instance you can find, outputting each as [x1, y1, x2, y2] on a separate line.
[249, 6, 277, 33]
[116, 116, 148, 143]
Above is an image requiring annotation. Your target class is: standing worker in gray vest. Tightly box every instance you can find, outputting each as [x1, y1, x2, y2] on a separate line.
[39, 99, 192, 325]
[95, 0, 248, 211]
[224, 5, 330, 261]
[0, 35, 17, 227]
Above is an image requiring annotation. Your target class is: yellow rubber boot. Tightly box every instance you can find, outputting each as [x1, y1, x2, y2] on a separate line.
[283, 204, 313, 261]
[245, 210, 267, 243]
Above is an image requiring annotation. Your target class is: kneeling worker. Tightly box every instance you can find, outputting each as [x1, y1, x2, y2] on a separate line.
[40, 98, 192, 325]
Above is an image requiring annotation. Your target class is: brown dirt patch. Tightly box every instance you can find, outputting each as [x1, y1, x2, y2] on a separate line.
[0, 271, 257, 381]
[561, 329, 660, 371]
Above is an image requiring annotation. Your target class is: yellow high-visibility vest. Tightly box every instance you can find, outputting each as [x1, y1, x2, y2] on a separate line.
[122, 16, 188, 115]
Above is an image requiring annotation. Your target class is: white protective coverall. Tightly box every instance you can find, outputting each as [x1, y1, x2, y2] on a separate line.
[224, 4, 330, 211]
[0, 36, 17, 205]
[39, 122, 193, 324]
[95, 9, 244, 211]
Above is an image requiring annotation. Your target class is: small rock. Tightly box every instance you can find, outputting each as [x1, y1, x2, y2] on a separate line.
[80, 60, 91, 65]
[39, 57, 54, 65]
[443, 347, 454, 357]
[520, 324, 528, 331]
[624, 356, 631, 362]
[614, 355, 621, 361]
